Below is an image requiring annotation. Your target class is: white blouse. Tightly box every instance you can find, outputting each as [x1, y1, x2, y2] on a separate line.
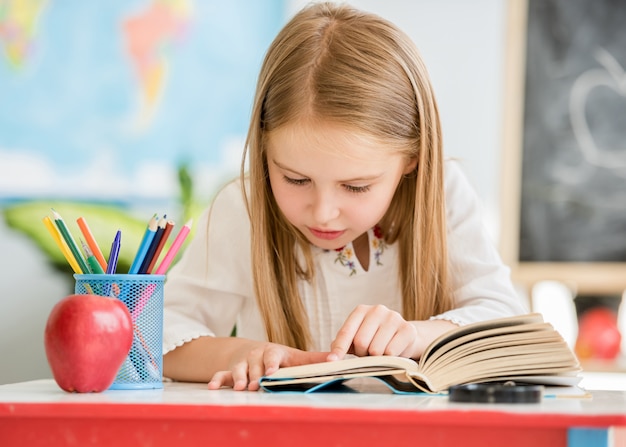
[162, 160, 528, 354]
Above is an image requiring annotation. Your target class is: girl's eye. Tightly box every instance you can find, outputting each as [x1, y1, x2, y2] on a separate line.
[343, 184, 370, 194]
[282, 175, 369, 193]
[283, 176, 310, 186]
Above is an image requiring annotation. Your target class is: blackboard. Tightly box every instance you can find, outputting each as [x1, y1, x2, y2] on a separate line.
[500, 0, 626, 294]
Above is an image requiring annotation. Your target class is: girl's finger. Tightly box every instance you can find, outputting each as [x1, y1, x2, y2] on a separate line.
[350, 314, 381, 357]
[247, 351, 270, 391]
[347, 305, 398, 356]
[328, 308, 367, 360]
[365, 323, 397, 356]
[208, 370, 233, 390]
[262, 347, 285, 377]
[230, 361, 251, 391]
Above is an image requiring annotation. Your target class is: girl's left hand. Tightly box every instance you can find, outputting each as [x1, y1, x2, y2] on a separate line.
[207, 343, 329, 391]
[328, 304, 419, 360]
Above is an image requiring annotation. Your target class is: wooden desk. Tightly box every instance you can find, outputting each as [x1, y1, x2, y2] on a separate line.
[0, 379, 625, 447]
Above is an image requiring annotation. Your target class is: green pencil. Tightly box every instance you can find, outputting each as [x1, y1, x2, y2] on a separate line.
[51, 209, 90, 274]
[81, 238, 105, 274]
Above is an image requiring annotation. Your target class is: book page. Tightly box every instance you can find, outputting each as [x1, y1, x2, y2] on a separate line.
[429, 345, 577, 376]
[421, 329, 565, 372]
[419, 313, 545, 366]
[262, 355, 419, 380]
[425, 351, 580, 391]
[260, 371, 429, 394]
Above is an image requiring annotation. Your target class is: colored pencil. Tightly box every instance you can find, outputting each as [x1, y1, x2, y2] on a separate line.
[155, 219, 192, 275]
[128, 214, 158, 274]
[144, 219, 174, 274]
[81, 238, 105, 274]
[139, 215, 167, 274]
[106, 230, 122, 274]
[42, 216, 82, 274]
[51, 209, 90, 275]
[76, 216, 107, 271]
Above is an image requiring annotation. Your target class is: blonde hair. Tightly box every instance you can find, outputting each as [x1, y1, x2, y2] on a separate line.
[241, 2, 453, 349]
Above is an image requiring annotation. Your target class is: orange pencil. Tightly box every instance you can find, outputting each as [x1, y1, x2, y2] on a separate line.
[76, 216, 107, 270]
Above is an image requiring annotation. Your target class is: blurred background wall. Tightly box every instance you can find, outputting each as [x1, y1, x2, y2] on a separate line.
[0, 0, 513, 384]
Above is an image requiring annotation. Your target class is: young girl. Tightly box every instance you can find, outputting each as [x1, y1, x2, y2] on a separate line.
[162, 2, 528, 391]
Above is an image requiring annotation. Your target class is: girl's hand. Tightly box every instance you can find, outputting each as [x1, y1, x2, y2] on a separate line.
[208, 343, 329, 391]
[328, 304, 419, 361]
[327, 305, 458, 361]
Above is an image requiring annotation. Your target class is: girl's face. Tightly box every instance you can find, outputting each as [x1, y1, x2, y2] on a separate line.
[266, 120, 416, 250]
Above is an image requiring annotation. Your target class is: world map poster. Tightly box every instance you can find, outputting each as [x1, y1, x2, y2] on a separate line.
[0, 0, 283, 202]
[0, 0, 284, 268]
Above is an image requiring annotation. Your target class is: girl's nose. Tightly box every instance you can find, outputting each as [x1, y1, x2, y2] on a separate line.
[311, 189, 340, 224]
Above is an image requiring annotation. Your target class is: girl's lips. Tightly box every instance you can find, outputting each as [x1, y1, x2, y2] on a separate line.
[309, 227, 346, 240]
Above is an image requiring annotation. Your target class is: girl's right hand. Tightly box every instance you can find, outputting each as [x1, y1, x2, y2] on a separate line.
[207, 343, 329, 391]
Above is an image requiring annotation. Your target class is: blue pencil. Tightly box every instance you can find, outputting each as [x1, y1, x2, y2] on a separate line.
[128, 214, 158, 274]
[138, 215, 166, 274]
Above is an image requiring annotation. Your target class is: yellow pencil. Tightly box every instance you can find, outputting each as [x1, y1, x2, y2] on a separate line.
[42, 216, 83, 274]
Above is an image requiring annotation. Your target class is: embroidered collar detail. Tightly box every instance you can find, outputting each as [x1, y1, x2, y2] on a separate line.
[333, 226, 387, 276]
[334, 245, 357, 276]
[371, 225, 387, 266]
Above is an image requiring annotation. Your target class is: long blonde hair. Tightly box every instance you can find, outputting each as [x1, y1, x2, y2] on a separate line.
[241, 2, 453, 349]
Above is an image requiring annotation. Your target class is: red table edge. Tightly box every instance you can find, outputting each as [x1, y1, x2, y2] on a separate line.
[1, 402, 625, 428]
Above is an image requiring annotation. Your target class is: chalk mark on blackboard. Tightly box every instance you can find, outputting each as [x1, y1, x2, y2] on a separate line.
[570, 47, 626, 172]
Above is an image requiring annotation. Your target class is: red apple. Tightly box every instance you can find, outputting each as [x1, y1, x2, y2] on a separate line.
[44, 294, 133, 393]
[575, 308, 622, 361]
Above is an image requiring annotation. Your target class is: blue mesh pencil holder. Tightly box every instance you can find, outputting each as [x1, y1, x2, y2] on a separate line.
[74, 274, 165, 390]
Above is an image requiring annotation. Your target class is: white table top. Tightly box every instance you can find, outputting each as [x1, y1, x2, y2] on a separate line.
[1, 374, 625, 416]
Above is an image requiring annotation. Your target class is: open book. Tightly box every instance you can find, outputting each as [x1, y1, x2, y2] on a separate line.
[259, 313, 582, 394]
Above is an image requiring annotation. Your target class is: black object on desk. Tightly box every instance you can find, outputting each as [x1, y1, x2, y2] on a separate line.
[448, 382, 543, 404]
